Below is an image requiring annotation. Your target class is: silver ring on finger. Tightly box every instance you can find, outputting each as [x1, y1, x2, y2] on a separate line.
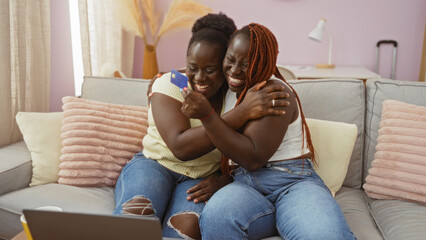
[272, 99, 275, 107]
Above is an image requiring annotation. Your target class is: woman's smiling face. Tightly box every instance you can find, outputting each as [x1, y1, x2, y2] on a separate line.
[223, 33, 250, 94]
[185, 41, 225, 100]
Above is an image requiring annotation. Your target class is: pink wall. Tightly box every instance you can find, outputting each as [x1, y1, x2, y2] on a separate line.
[50, 0, 74, 112]
[50, 0, 425, 110]
[133, 0, 426, 81]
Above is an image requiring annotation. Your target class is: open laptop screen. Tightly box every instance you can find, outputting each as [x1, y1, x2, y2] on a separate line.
[23, 209, 162, 240]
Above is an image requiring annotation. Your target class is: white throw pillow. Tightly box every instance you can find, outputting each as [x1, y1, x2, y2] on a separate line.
[306, 118, 357, 196]
[16, 112, 63, 186]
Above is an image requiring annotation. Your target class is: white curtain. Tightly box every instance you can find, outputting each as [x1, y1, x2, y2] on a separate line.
[0, 0, 51, 147]
[78, 0, 134, 77]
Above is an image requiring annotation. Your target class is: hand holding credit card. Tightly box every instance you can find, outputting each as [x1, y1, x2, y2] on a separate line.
[171, 69, 188, 90]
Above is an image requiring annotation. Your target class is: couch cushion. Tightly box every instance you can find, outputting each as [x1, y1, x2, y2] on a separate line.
[367, 196, 426, 240]
[0, 141, 31, 196]
[364, 79, 426, 181]
[335, 187, 383, 240]
[307, 119, 357, 196]
[364, 100, 426, 204]
[59, 96, 148, 187]
[289, 79, 365, 189]
[0, 183, 114, 239]
[81, 76, 151, 107]
[15, 112, 63, 186]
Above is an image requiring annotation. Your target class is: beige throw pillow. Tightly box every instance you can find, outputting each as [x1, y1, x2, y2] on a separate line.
[59, 96, 148, 187]
[306, 118, 357, 196]
[16, 112, 63, 186]
[364, 100, 426, 205]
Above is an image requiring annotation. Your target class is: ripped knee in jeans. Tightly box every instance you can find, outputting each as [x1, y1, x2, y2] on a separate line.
[122, 196, 155, 217]
[167, 211, 201, 240]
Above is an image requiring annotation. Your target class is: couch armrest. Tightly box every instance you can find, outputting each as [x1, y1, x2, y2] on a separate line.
[0, 141, 31, 196]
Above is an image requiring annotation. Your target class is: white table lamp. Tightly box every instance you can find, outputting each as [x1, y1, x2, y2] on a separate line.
[309, 18, 335, 68]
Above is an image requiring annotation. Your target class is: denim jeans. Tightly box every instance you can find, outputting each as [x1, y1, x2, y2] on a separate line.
[200, 159, 356, 240]
[114, 152, 206, 239]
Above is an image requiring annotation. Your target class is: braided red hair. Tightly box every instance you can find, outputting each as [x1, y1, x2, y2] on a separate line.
[221, 23, 315, 176]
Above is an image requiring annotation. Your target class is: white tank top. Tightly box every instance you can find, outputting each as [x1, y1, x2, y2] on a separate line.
[223, 81, 309, 162]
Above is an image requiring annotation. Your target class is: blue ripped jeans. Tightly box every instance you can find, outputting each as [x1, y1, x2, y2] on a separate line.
[200, 159, 356, 240]
[114, 152, 206, 239]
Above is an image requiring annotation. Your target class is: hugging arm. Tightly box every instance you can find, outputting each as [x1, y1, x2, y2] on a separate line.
[186, 81, 298, 170]
[151, 94, 212, 161]
[153, 82, 289, 161]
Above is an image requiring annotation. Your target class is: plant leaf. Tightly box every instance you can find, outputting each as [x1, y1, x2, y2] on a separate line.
[156, 0, 212, 45]
[113, 0, 146, 42]
[140, 0, 158, 36]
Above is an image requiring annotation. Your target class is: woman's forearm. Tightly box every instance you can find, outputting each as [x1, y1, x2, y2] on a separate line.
[170, 106, 252, 161]
[200, 112, 264, 170]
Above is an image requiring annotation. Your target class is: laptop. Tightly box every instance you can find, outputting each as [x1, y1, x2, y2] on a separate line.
[23, 209, 162, 240]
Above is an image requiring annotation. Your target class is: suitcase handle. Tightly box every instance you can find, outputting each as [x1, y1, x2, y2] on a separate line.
[377, 40, 398, 48]
[375, 40, 398, 79]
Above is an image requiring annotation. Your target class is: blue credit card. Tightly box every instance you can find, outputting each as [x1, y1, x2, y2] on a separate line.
[170, 69, 188, 89]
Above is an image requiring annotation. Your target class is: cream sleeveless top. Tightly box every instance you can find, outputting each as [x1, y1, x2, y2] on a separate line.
[143, 73, 223, 178]
[223, 81, 309, 162]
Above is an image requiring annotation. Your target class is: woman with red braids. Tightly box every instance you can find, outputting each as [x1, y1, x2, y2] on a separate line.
[182, 23, 355, 239]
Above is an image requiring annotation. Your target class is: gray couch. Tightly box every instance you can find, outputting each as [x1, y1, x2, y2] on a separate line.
[1, 76, 426, 240]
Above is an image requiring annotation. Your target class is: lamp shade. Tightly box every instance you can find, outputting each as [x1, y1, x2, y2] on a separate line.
[308, 18, 334, 68]
[308, 18, 326, 42]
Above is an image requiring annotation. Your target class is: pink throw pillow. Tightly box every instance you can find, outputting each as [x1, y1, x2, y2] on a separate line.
[59, 96, 148, 187]
[364, 100, 426, 205]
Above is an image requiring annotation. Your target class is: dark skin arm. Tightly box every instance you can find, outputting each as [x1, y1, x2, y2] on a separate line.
[152, 77, 289, 204]
[152, 80, 290, 161]
[183, 80, 295, 203]
[182, 80, 298, 170]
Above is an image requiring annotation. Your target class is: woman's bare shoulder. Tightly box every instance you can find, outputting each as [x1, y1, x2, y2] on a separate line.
[265, 79, 296, 98]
